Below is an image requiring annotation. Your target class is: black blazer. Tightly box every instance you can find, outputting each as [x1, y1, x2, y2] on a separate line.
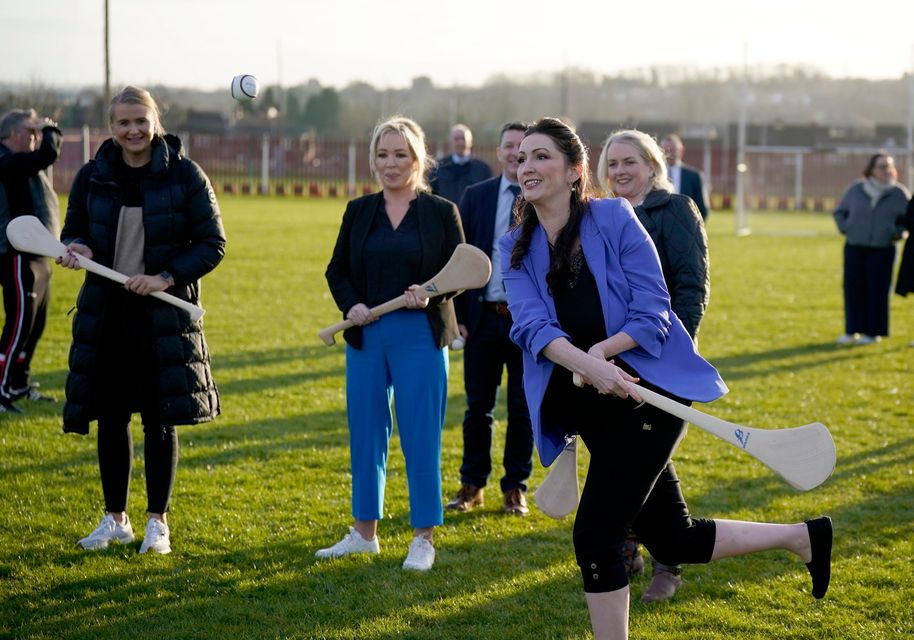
[325, 190, 465, 349]
[454, 176, 501, 336]
[679, 164, 709, 220]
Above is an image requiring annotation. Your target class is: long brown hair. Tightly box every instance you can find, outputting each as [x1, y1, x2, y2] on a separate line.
[509, 117, 592, 293]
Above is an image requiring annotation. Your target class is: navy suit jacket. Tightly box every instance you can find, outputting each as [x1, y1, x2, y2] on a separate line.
[454, 176, 503, 336]
[679, 164, 709, 220]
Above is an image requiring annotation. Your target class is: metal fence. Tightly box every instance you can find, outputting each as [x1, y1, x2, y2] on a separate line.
[53, 130, 911, 211]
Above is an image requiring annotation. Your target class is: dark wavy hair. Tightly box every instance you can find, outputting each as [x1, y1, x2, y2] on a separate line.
[509, 117, 593, 293]
[862, 151, 892, 179]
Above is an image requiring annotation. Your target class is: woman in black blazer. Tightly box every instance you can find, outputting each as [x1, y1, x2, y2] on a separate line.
[320, 116, 464, 572]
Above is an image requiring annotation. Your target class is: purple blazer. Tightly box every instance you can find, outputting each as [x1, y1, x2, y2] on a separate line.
[499, 198, 727, 466]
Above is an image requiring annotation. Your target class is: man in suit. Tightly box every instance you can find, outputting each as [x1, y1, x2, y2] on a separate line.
[446, 122, 533, 516]
[662, 134, 710, 220]
[429, 124, 492, 205]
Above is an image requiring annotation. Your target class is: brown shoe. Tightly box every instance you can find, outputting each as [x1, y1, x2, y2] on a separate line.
[446, 484, 484, 512]
[641, 562, 683, 603]
[623, 534, 644, 576]
[503, 488, 529, 516]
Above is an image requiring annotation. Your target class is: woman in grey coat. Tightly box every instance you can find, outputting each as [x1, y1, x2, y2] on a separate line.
[833, 153, 909, 344]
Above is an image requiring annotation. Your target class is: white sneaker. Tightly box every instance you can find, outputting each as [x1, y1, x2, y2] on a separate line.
[856, 335, 880, 345]
[315, 527, 380, 559]
[402, 535, 435, 571]
[835, 333, 858, 344]
[77, 514, 135, 550]
[139, 518, 172, 555]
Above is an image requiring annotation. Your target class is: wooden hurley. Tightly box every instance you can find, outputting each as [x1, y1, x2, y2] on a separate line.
[318, 243, 492, 346]
[6, 216, 205, 321]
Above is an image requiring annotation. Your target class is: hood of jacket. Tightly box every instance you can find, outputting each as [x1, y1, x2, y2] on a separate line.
[93, 133, 185, 179]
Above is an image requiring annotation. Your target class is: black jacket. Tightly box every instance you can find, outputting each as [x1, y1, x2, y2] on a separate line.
[0, 126, 63, 253]
[634, 189, 709, 338]
[325, 191, 464, 349]
[429, 156, 492, 206]
[895, 197, 914, 297]
[61, 134, 226, 434]
[678, 163, 709, 220]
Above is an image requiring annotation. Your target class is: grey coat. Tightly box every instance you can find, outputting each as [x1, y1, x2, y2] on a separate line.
[833, 181, 909, 247]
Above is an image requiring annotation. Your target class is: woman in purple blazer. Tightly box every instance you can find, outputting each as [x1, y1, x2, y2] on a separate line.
[500, 118, 832, 639]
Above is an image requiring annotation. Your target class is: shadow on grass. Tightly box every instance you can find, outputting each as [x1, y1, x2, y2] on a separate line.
[712, 340, 875, 382]
[1, 523, 587, 640]
[180, 411, 349, 468]
[212, 344, 342, 371]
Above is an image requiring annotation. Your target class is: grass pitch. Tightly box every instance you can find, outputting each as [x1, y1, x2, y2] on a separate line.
[1, 198, 911, 639]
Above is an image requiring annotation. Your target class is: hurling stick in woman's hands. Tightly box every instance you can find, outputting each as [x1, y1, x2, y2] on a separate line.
[318, 243, 492, 346]
[570, 372, 836, 491]
[6, 216, 205, 321]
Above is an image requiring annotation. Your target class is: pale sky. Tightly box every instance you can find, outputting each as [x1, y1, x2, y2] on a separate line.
[3, 0, 913, 91]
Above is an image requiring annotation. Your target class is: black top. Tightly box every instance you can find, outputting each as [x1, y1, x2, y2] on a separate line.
[114, 156, 151, 207]
[363, 198, 422, 306]
[543, 246, 644, 427]
[542, 246, 608, 413]
[552, 247, 607, 350]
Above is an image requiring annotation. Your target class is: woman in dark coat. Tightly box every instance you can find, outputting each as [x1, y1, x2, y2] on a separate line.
[597, 128, 709, 602]
[58, 86, 226, 555]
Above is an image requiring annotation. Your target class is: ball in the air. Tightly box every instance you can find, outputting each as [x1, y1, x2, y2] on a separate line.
[450, 337, 465, 351]
[231, 74, 259, 101]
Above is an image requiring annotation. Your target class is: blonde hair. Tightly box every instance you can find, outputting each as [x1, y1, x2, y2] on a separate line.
[597, 129, 673, 196]
[108, 85, 163, 136]
[368, 116, 433, 191]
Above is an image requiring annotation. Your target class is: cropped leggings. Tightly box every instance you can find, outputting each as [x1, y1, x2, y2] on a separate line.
[554, 382, 716, 593]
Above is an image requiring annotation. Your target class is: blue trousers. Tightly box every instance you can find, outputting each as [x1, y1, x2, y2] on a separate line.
[843, 243, 896, 337]
[345, 310, 448, 529]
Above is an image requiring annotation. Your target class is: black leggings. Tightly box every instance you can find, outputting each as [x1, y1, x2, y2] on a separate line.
[97, 412, 178, 515]
[552, 383, 716, 593]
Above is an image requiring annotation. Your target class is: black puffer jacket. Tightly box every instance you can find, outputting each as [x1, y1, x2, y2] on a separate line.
[634, 189, 709, 338]
[61, 134, 226, 434]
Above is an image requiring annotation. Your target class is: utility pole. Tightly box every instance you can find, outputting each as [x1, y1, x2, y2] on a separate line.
[104, 0, 111, 123]
[907, 46, 914, 191]
[735, 42, 750, 236]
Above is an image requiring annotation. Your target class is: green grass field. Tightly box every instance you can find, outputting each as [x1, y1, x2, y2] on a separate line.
[1, 197, 912, 640]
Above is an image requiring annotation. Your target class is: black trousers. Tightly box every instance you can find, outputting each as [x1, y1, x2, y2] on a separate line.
[460, 308, 533, 492]
[545, 377, 716, 593]
[0, 253, 50, 397]
[94, 290, 177, 515]
[843, 243, 896, 337]
[97, 413, 178, 514]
